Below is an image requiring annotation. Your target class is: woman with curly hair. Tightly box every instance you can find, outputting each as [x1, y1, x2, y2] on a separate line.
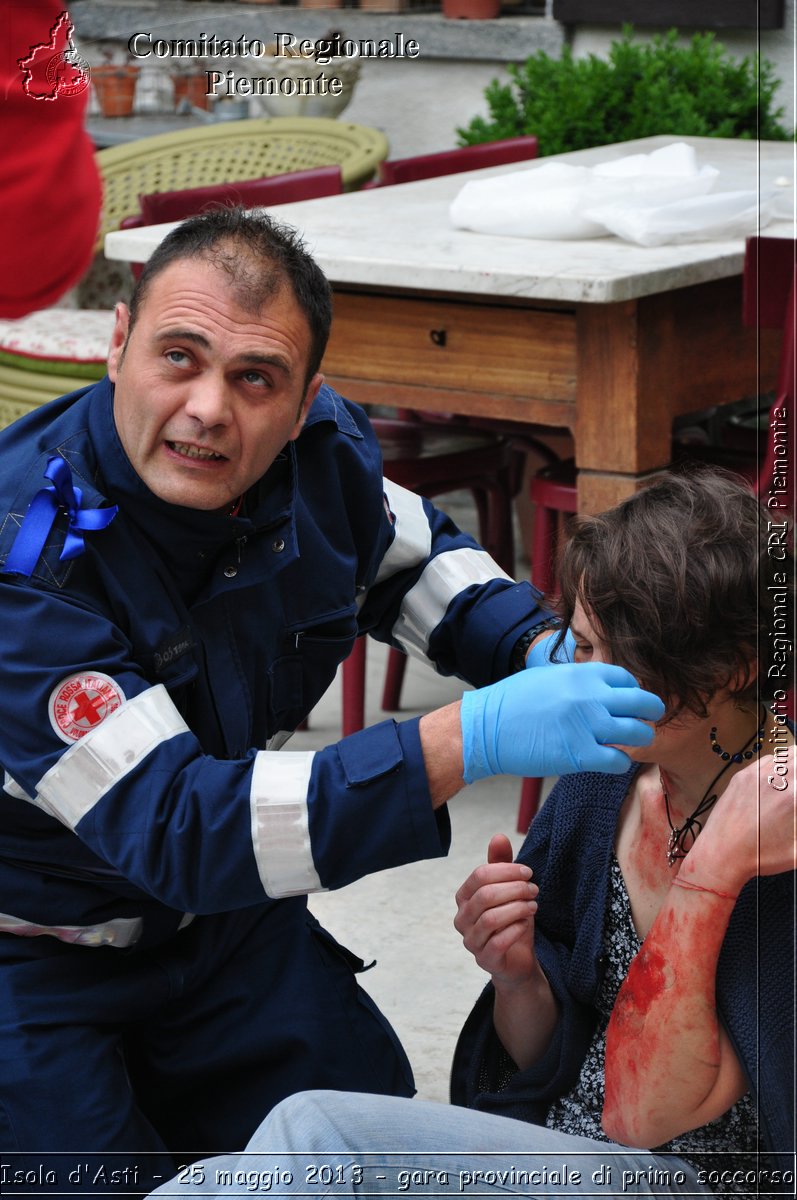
[152, 467, 795, 1200]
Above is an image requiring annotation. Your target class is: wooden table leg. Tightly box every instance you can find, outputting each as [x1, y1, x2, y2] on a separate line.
[574, 278, 779, 515]
[575, 298, 670, 514]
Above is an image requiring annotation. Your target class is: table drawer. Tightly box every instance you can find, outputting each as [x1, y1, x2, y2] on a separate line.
[324, 293, 576, 403]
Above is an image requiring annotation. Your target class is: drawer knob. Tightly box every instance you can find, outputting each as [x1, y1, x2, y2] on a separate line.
[429, 328, 447, 347]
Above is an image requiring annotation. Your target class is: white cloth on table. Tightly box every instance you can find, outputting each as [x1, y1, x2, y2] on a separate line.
[450, 141, 777, 245]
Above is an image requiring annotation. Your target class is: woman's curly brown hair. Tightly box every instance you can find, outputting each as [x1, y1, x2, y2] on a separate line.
[552, 466, 792, 718]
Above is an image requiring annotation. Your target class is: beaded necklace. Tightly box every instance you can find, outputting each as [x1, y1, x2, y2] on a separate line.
[660, 706, 766, 867]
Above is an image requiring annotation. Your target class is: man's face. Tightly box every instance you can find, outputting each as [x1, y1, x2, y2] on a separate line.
[108, 257, 323, 512]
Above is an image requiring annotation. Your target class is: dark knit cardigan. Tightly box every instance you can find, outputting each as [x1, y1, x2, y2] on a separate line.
[451, 767, 795, 1170]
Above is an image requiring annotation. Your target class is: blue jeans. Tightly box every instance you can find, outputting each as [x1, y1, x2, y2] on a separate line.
[149, 1090, 710, 1199]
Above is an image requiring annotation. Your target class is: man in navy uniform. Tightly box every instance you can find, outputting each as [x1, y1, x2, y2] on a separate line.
[0, 209, 661, 1189]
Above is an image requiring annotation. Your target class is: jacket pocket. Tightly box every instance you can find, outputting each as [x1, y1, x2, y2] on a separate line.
[269, 614, 359, 726]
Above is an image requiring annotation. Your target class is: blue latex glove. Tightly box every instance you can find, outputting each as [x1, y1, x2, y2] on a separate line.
[460, 662, 664, 783]
[525, 627, 576, 668]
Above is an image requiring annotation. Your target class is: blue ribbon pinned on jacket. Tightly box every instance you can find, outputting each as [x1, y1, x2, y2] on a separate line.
[4, 456, 118, 577]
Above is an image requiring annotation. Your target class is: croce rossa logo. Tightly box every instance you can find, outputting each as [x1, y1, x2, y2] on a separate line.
[17, 8, 90, 101]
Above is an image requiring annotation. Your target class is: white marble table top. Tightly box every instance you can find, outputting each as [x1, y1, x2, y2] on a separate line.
[105, 135, 795, 305]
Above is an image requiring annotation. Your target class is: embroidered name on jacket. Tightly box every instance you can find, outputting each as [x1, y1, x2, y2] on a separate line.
[153, 626, 196, 675]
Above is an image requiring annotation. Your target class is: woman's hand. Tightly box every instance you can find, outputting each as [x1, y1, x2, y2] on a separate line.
[454, 834, 558, 1070]
[682, 750, 796, 896]
[454, 834, 538, 985]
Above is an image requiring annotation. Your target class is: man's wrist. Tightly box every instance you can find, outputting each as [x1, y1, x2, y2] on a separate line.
[511, 618, 561, 672]
[420, 701, 466, 806]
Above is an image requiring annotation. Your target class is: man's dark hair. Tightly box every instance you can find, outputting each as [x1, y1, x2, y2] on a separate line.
[553, 466, 792, 718]
[127, 207, 333, 385]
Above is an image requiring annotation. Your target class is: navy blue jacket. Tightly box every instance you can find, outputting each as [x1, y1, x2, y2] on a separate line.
[0, 378, 546, 946]
[452, 768, 795, 1168]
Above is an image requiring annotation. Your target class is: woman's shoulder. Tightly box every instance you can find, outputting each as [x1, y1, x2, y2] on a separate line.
[517, 767, 637, 863]
[548, 767, 637, 808]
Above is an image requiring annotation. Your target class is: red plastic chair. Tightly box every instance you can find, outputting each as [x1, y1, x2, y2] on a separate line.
[122, 165, 344, 277]
[342, 416, 561, 734]
[743, 236, 795, 510]
[341, 419, 517, 736]
[516, 235, 796, 833]
[375, 136, 539, 187]
[138, 165, 343, 224]
[514, 461, 579, 832]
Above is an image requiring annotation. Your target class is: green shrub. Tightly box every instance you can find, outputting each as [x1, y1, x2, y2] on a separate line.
[458, 27, 793, 154]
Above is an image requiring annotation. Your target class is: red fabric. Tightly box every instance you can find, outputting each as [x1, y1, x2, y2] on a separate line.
[378, 136, 539, 186]
[0, 2, 102, 317]
[138, 166, 344, 225]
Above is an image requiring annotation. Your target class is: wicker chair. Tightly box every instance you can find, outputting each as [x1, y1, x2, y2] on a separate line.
[91, 117, 389, 255]
[77, 117, 387, 307]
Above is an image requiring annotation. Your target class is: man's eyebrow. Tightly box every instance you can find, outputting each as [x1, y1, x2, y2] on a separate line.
[237, 351, 291, 374]
[154, 331, 292, 374]
[154, 329, 210, 349]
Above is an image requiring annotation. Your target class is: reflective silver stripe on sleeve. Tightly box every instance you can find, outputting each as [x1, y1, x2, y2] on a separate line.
[0, 911, 195, 949]
[266, 729, 294, 752]
[374, 480, 433, 584]
[3, 771, 36, 803]
[0, 911, 144, 948]
[36, 685, 190, 830]
[392, 547, 513, 660]
[249, 749, 323, 898]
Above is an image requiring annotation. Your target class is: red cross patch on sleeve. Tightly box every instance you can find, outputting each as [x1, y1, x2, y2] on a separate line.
[48, 672, 126, 744]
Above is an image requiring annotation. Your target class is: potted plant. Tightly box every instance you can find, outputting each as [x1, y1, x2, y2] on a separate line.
[443, 0, 501, 18]
[170, 59, 212, 112]
[457, 27, 793, 151]
[249, 36, 360, 119]
[91, 50, 140, 117]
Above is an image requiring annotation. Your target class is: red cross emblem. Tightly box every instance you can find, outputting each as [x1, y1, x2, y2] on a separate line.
[48, 673, 125, 743]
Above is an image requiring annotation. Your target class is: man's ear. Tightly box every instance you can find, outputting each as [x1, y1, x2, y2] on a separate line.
[107, 303, 130, 382]
[289, 373, 324, 441]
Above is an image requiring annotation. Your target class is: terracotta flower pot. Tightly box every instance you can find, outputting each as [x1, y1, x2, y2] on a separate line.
[443, 0, 501, 16]
[172, 72, 211, 112]
[91, 64, 140, 117]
